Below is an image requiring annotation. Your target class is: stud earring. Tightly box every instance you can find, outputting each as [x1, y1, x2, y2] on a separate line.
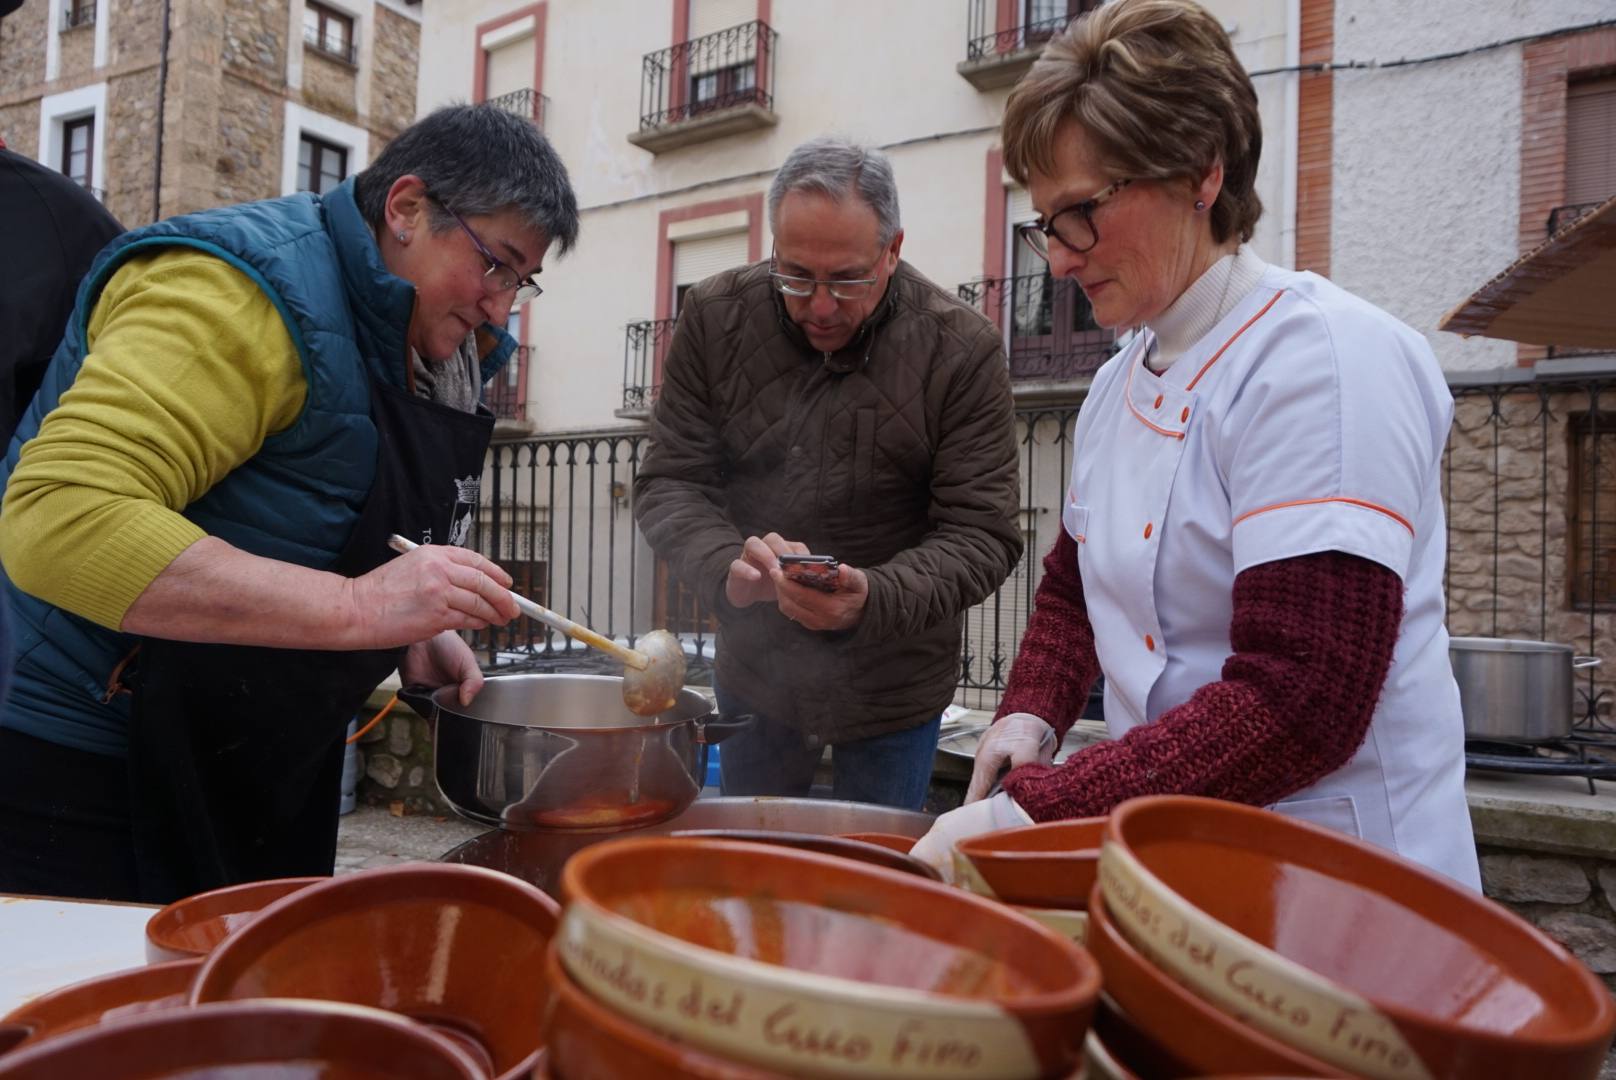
[1193, 200, 1207, 212]
[397, 231, 408, 242]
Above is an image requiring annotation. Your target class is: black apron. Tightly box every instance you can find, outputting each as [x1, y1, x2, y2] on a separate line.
[125, 374, 493, 903]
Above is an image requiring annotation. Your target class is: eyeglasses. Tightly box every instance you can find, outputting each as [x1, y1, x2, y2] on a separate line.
[427, 193, 543, 307]
[769, 249, 884, 302]
[1016, 179, 1133, 259]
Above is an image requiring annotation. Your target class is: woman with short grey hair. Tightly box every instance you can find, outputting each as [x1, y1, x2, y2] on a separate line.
[0, 103, 577, 902]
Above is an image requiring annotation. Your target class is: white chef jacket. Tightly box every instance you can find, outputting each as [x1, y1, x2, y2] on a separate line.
[1064, 264, 1480, 889]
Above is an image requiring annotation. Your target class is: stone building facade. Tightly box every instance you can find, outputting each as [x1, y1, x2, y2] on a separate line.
[0, 0, 422, 229]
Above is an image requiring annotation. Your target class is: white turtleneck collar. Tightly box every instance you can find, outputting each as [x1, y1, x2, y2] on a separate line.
[1144, 245, 1269, 371]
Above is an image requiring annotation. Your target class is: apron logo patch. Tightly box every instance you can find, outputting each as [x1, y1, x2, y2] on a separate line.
[448, 473, 480, 547]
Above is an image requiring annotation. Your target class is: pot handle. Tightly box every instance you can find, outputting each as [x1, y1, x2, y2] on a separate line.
[1574, 656, 1602, 670]
[695, 712, 757, 745]
[397, 684, 440, 721]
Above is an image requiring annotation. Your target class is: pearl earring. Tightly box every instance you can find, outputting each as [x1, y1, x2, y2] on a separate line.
[1194, 200, 1207, 212]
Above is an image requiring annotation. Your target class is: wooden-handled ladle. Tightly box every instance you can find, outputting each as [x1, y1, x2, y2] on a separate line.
[387, 535, 687, 716]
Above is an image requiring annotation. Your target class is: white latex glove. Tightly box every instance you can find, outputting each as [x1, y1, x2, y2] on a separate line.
[965, 713, 1057, 803]
[911, 792, 1034, 884]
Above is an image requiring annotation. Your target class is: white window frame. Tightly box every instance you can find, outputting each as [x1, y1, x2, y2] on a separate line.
[281, 102, 369, 197]
[38, 82, 108, 198]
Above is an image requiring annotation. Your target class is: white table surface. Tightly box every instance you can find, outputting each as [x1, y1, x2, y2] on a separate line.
[0, 894, 156, 1015]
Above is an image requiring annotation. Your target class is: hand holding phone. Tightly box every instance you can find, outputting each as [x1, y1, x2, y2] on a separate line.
[778, 553, 841, 593]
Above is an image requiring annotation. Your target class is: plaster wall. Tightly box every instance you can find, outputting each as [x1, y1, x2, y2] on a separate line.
[1332, 0, 1614, 372]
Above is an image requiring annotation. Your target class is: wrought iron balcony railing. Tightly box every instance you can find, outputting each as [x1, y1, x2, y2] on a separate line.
[303, 25, 358, 64]
[1547, 201, 1607, 236]
[486, 88, 549, 129]
[623, 318, 676, 411]
[965, 0, 1094, 61]
[637, 20, 777, 130]
[959, 273, 1115, 382]
[483, 345, 530, 420]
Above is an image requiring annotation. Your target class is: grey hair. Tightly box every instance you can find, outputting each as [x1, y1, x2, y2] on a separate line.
[354, 103, 579, 256]
[767, 137, 901, 246]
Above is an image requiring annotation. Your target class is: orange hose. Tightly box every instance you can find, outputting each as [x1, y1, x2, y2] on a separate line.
[346, 692, 399, 745]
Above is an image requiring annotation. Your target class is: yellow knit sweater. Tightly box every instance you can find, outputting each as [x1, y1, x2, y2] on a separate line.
[0, 249, 304, 630]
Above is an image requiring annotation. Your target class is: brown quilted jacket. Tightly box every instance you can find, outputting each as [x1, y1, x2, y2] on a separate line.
[634, 259, 1022, 743]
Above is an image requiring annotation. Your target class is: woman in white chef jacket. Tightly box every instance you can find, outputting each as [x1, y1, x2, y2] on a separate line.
[913, 0, 1480, 889]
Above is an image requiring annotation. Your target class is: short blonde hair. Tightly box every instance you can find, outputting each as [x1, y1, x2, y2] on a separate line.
[1002, 0, 1263, 244]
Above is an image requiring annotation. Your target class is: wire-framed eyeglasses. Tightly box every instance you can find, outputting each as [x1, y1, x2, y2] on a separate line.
[769, 251, 883, 302]
[1016, 178, 1133, 259]
[427, 192, 543, 307]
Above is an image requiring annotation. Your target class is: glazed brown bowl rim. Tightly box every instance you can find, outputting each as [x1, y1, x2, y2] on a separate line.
[144, 876, 325, 958]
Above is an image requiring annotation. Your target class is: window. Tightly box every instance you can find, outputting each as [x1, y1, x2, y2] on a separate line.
[1003, 187, 1110, 377]
[61, 0, 95, 29]
[61, 116, 93, 190]
[298, 134, 347, 195]
[1021, 0, 1093, 47]
[689, 60, 756, 114]
[1570, 412, 1616, 609]
[1566, 76, 1616, 208]
[303, 2, 355, 63]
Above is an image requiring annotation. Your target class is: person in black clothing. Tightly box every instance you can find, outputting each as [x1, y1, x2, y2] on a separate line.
[0, 139, 125, 448]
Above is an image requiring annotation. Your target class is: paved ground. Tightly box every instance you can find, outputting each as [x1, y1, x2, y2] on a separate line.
[333, 803, 486, 874]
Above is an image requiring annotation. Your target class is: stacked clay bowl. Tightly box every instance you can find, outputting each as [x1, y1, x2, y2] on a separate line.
[669, 829, 938, 879]
[0, 999, 484, 1080]
[1100, 795, 1616, 1080]
[556, 836, 1100, 1080]
[192, 862, 561, 1080]
[0, 958, 202, 1056]
[953, 818, 1105, 910]
[144, 875, 322, 963]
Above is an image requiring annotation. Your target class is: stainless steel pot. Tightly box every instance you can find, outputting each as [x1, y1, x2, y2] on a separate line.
[398, 674, 753, 831]
[1449, 637, 1600, 742]
[439, 796, 935, 897]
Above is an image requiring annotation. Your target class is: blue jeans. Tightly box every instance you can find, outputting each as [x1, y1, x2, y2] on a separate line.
[713, 684, 940, 810]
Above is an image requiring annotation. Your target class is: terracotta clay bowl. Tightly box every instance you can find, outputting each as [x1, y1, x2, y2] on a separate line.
[191, 862, 560, 1080]
[1085, 892, 1342, 1079]
[557, 836, 1100, 1080]
[144, 876, 323, 963]
[0, 999, 484, 1079]
[953, 817, 1105, 909]
[837, 832, 919, 854]
[1102, 795, 1616, 1080]
[669, 829, 939, 880]
[542, 942, 785, 1079]
[0, 958, 201, 1054]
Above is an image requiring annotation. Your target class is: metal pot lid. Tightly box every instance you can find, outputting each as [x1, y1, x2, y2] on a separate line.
[1448, 636, 1576, 654]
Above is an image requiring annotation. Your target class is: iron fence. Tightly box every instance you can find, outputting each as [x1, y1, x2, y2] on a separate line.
[486, 87, 548, 129]
[482, 345, 530, 420]
[466, 370, 1616, 724]
[622, 318, 675, 411]
[637, 20, 777, 129]
[958, 274, 1114, 382]
[965, 0, 1094, 61]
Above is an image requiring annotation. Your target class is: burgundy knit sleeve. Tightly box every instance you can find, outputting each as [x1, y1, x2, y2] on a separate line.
[993, 529, 1101, 737]
[1002, 550, 1403, 822]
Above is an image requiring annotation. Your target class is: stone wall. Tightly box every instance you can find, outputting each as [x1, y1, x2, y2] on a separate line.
[355, 699, 450, 814]
[107, 0, 161, 69]
[104, 68, 160, 226]
[300, 49, 356, 123]
[214, 75, 278, 207]
[370, 3, 417, 138]
[1445, 387, 1616, 719]
[0, 1, 48, 96]
[1481, 846, 1616, 999]
[57, 17, 93, 73]
[222, 0, 282, 78]
[0, 102, 37, 154]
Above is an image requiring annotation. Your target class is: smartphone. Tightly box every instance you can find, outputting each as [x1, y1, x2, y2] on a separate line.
[778, 553, 841, 593]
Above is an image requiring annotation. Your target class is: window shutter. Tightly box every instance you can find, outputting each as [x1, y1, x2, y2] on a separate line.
[674, 231, 749, 286]
[1567, 78, 1616, 206]
[689, 0, 755, 39]
[486, 38, 535, 99]
[1007, 186, 1037, 226]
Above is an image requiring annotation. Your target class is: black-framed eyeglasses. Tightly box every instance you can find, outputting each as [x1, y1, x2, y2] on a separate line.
[1016, 178, 1133, 259]
[768, 247, 883, 302]
[427, 193, 543, 307]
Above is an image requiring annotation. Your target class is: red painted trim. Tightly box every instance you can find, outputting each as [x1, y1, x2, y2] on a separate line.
[473, 1, 548, 104]
[754, 0, 772, 105]
[995, 0, 1017, 54]
[669, 0, 690, 117]
[983, 146, 1007, 332]
[653, 193, 765, 386]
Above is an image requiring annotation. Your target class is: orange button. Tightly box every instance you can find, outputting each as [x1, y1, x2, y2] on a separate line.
[1143, 522, 1153, 539]
[1145, 634, 1156, 651]
[1153, 394, 1163, 409]
[1181, 406, 1190, 422]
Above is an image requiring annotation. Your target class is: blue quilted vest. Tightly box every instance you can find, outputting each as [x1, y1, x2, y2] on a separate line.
[1, 179, 514, 754]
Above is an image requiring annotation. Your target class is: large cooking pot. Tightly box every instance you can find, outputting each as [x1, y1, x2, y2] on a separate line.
[440, 796, 935, 896]
[1449, 637, 1600, 742]
[398, 674, 753, 831]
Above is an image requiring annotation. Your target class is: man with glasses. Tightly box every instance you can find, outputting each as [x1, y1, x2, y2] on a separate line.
[635, 137, 1023, 810]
